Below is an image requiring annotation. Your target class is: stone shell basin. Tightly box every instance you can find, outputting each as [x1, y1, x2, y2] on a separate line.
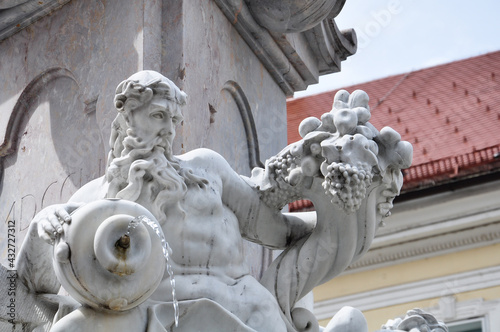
[52, 199, 166, 312]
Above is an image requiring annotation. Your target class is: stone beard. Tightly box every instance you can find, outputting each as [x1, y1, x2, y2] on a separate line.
[105, 117, 204, 225]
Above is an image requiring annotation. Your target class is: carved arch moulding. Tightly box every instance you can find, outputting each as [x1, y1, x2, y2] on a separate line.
[0, 67, 80, 264]
[0, 67, 78, 160]
[221, 80, 264, 170]
[223, 80, 271, 279]
[0, 67, 104, 192]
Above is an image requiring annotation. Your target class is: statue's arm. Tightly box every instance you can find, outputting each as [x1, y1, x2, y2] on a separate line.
[251, 90, 413, 329]
[224, 173, 314, 249]
[188, 148, 312, 249]
[16, 176, 107, 293]
[67, 175, 108, 203]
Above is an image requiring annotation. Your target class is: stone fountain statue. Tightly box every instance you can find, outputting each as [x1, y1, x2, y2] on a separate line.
[15, 70, 420, 331]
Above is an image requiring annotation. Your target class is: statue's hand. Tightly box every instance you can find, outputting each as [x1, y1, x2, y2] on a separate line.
[35, 202, 84, 244]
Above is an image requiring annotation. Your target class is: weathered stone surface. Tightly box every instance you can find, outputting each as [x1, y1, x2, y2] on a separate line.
[0, 0, 72, 42]
[0, 264, 58, 332]
[162, 0, 288, 171]
[245, 0, 345, 33]
[214, 0, 357, 96]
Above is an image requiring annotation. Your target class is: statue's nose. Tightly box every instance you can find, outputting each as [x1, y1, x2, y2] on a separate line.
[167, 117, 175, 132]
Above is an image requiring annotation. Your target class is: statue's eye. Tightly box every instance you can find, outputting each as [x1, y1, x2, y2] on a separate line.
[151, 112, 164, 119]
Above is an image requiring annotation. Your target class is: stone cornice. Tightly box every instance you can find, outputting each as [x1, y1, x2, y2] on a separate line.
[345, 180, 500, 273]
[303, 14, 357, 74]
[349, 218, 500, 272]
[0, 0, 71, 42]
[314, 265, 500, 320]
[213, 0, 356, 96]
[1, 0, 357, 96]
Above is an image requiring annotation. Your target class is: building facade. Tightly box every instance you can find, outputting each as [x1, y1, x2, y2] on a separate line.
[287, 51, 500, 331]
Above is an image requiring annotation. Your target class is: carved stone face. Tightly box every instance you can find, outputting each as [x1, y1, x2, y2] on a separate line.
[126, 95, 183, 151]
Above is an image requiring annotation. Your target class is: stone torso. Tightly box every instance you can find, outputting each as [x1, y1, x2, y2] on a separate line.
[146, 149, 286, 331]
[70, 148, 287, 331]
[163, 166, 247, 278]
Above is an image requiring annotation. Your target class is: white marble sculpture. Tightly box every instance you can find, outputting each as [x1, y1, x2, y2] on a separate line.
[377, 309, 449, 332]
[16, 70, 413, 331]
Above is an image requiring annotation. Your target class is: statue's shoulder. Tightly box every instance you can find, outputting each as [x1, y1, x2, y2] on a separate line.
[176, 148, 235, 181]
[177, 148, 229, 167]
[69, 175, 107, 203]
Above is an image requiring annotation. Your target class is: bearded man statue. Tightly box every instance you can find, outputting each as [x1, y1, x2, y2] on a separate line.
[16, 70, 413, 332]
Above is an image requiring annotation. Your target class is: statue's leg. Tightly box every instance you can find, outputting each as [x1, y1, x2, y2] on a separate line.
[16, 219, 60, 294]
[0, 264, 59, 331]
[50, 306, 147, 332]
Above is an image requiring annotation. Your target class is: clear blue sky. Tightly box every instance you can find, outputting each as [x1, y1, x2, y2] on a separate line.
[294, 0, 500, 98]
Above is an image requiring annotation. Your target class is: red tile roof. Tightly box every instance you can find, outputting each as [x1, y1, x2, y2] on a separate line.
[287, 51, 500, 210]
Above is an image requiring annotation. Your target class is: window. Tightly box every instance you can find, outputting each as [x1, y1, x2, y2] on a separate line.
[448, 318, 484, 332]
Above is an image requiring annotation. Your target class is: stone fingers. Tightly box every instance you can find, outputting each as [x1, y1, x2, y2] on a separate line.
[36, 212, 64, 244]
[56, 206, 72, 224]
[48, 213, 64, 234]
[38, 219, 55, 244]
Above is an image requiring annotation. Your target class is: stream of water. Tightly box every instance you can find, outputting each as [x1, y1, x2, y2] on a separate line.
[128, 215, 179, 327]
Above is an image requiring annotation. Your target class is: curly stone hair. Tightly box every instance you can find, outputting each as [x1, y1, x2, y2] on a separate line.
[113, 70, 187, 113]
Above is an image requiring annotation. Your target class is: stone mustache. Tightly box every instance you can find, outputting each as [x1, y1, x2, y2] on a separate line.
[17, 70, 413, 331]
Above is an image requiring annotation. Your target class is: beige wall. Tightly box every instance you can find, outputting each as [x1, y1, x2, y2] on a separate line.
[315, 243, 500, 331]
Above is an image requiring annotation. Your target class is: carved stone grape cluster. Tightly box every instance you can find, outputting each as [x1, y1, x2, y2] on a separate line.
[259, 152, 304, 209]
[322, 161, 373, 213]
[267, 153, 297, 182]
[256, 89, 412, 217]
